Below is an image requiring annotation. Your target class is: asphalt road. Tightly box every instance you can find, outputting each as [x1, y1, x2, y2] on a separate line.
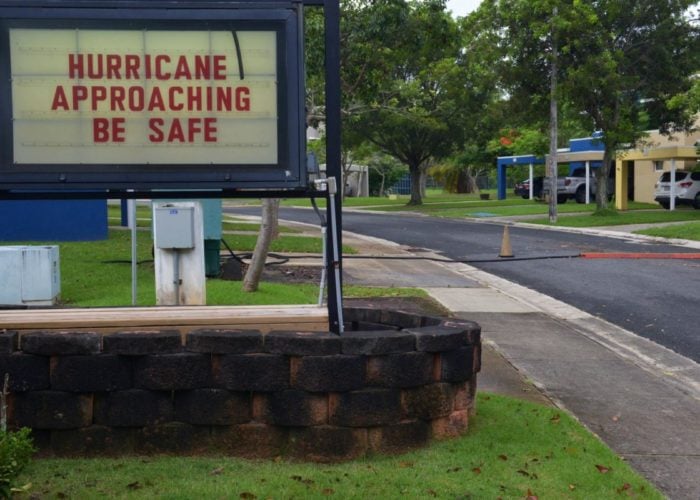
[226, 206, 700, 363]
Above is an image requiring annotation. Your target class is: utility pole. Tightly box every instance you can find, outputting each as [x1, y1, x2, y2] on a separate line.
[548, 5, 558, 224]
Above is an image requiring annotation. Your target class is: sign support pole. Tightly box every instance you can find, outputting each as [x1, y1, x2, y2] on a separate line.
[323, 0, 343, 334]
[128, 196, 137, 306]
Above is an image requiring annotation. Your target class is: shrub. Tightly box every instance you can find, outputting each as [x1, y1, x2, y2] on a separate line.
[0, 428, 35, 498]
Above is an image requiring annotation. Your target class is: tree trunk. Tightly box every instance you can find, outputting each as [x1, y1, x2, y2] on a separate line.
[242, 198, 279, 292]
[466, 169, 478, 193]
[378, 173, 386, 197]
[269, 198, 280, 238]
[456, 169, 469, 193]
[419, 168, 427, 199]
[456, 168, 478, 194]
[408, 164, 423, 205]
[596, 150, 614, 210]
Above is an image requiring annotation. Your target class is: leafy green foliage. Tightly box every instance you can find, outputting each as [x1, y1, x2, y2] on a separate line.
[0, 428, 35, 498]
[307, 0, 497, 205]
[346, 0, 469, 204]
[366, 153, 407, 196]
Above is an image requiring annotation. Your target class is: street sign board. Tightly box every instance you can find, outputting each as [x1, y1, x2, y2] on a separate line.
[0, 3, 305, 191]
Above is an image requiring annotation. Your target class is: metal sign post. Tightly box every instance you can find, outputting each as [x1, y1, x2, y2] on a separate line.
[322, 0, 343, 334]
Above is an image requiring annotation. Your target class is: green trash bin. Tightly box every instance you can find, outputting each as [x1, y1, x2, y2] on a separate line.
[201, 199, 223, 277]
[204, 239, 221, 277]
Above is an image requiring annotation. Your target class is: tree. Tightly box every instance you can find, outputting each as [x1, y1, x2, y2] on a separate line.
[479, 0, 585, 220]
[348, 0, 467, 205]
[367, 153, 406, 196]
[307, 0, 479, 205]
[486, 0, 700, 211]
[423, 7, 510, 196]
[563, 0, 700, 209]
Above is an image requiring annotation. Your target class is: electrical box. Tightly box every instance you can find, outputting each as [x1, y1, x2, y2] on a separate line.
[0, 246, 60, 306]
[154, 206, 195, 249]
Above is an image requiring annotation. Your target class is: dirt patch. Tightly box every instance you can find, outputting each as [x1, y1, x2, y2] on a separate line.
[261, 265, 324, 284]
[220, 257, 323, 284]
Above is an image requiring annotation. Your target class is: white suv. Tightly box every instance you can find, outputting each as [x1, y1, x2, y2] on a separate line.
[654, 171, 700, 209]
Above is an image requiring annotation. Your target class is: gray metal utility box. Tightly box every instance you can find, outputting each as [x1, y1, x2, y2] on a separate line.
[154, 206, 195, 249]
[0, 246, 60, 306]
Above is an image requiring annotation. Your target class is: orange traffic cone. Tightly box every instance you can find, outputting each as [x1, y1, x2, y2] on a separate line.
[499, 225, 514, 258]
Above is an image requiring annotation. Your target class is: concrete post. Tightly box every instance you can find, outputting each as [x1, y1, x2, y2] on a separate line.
[153, 201, 206, 305]
[615, 160, 628, 210]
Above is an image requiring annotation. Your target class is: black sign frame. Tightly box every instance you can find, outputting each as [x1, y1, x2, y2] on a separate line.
[0, 4, 306, 192]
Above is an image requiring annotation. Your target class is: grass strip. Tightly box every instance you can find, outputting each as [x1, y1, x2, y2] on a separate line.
[17, 393, 661, 499]
[634, 221, 700, 241]
[527, 208, 700, 227]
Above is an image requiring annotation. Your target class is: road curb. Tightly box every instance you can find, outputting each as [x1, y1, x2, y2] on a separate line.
[425, 255, 700, 401]
[506, 220, 700, 250]
[581, 252, 700, 259]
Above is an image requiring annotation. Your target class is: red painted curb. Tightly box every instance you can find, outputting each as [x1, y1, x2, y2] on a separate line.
[581, 252, 700, 260]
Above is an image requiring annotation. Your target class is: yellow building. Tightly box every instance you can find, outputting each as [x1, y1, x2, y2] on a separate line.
[616, 126, 700, 209]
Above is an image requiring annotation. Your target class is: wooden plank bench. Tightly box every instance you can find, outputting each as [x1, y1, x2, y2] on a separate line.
[0, 305, 329, 334]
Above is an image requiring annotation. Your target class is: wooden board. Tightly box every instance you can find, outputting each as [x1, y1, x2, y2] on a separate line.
[0, 305, 329, 333]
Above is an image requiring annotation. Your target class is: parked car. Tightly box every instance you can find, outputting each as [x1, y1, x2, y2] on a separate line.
[514, 176, 544, 199]
[654, 171, 700, 209]
[542, 167, 614, 204]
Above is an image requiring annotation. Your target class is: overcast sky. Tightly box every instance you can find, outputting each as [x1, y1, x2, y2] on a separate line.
[445, 0, 482, 17]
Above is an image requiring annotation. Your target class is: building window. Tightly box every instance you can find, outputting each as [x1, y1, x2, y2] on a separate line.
[653, 161, 664, 172]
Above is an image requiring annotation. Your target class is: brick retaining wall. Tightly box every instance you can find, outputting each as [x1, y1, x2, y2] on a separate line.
[0, 307, 480, 461]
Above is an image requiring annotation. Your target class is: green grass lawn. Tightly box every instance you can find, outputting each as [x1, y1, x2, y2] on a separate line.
[635, 220, 700, 241]
[12, 230, 405, 307]
[16, 393, 661, 499]
[527, 207, 700, 227]
[285, 193, 667, 220]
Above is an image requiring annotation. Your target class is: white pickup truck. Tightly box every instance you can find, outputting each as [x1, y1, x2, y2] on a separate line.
[541, 167, 614, 204]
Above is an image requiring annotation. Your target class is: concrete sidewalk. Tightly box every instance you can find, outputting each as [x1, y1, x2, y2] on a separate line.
[338, 228, 700, 500]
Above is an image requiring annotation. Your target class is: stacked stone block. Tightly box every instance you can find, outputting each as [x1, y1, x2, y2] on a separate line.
[0, 308, 480, 461]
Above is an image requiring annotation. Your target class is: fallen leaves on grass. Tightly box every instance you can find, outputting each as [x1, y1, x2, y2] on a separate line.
[617, 483, 632, 495]
[126, 482, 142, 490]
[595, 464, 611, 474]
[517, 468, 539, 480]
[209, 467, 225, 476]
[525, 488, 538, 499]
[240, 492, 257, 499]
